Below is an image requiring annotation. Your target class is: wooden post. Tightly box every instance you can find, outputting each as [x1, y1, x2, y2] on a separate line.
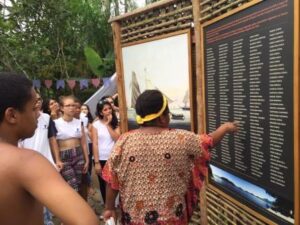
[294, 0, 299, 224]
[192, 0, 208, 225]
[192, 0, 204, 134]
[111, 22, 129, 133]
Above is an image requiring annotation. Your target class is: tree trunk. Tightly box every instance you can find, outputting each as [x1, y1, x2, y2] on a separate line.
[124, 0, 127, 13]
[114, 0, 120, 15]
[105, 0, 111, 17]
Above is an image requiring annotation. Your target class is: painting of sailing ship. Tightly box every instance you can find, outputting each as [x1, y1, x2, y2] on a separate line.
[122, 31, 192, 130]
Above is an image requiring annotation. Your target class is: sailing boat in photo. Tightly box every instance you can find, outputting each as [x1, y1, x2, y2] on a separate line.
[144, 68, 184, 120]
[130, 71, 141, 108]
[127, 69, 190, 130]
[181, 90, 190, 110]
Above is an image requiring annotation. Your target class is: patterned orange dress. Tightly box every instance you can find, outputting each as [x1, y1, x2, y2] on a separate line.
[102, 128, 212, 225]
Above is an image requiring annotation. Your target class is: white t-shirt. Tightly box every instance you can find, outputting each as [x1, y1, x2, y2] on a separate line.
[93, 120, 115, 160]
[80, 113, 91, 143]
[19, 113, 55, 166]
[54, 117, 82, 140]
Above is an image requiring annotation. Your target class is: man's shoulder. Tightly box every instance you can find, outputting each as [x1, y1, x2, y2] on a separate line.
[0, 143, 56, 187]
[0, 143, 21, 162]
[0, 143, 43, 166]
[0, 144, 36, 181]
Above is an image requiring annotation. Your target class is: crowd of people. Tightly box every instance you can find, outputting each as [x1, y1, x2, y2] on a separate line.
[0, 72, 238, 225]
[30, 87, 120, 224]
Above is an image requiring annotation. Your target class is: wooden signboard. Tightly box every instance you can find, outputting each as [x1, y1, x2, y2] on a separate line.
[201, 0, 299, 224]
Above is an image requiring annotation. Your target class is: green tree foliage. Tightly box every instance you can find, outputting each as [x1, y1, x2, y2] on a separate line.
[0, 0, 115, 79]
[84, 46, 103, 76]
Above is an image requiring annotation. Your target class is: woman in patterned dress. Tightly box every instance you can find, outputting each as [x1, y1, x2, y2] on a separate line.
[102, 90, 238, 225]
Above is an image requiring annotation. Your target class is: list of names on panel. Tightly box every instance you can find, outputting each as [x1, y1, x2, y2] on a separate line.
[204, 0, 293, 200]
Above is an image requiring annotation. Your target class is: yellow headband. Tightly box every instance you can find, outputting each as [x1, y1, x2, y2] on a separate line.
[136, 95, 168, 124]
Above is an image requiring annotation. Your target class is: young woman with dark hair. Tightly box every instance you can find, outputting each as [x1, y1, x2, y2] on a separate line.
[92, 99, 120, 204]
[42, 98, 61, 120]
[102, 89, 239, 225]
[101, 95, 120, 120]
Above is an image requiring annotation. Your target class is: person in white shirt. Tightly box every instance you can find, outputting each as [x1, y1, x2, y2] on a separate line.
[53, 96, 89, 192]
[92, 99, 120, 204]
[73, 98, 94, 200]
[80, 104, 94, 195]
[20, 92, 57, 167]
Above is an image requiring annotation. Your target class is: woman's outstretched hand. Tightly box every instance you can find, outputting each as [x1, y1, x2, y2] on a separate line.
[210, 121, 240, 146]
[224, 121, 239, 133]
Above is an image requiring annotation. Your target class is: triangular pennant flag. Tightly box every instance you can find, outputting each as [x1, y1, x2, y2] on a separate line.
[44, 80, 53, 89]
[67, 80, 76, 89]
[91, 78, 100, 88]
[56, 80, 65, 90]
[80, 79, 89, 90]
[32, 80, 41, 89]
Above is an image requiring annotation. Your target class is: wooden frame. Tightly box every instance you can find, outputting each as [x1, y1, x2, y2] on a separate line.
[112, 21, 128, 132]
[200, 0, 299, 224]
[110, 0, 193, 45]
[109, 0, 176, 23]
[293, 0, 299, 224]
[114, 29, 195, 132]
[206, 185, 276, 225]
[192, 0, 208, 223]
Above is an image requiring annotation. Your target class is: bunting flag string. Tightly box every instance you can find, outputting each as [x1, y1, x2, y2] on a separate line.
[67, 80, 76, 90]
[32, 77, 108, 90]
[80, 79, 89, 90]
[56, 80, 65, 89]
[91, 78, 100, 88]
[44, 80, 53, 89]
[32, 80, 41, 89]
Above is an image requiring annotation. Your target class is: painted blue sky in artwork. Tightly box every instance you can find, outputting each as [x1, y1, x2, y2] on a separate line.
[211, 165, 276, 202]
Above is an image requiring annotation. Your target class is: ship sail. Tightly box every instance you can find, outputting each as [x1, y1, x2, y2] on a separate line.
[131, 71, 141, 108]
[131, 69, 184, 120]
[144, 68, 174, 104]
[182, 90, 190, 110]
